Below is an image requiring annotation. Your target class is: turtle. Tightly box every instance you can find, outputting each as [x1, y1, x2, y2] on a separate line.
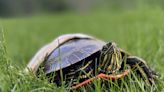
[26, 33, 157, 89]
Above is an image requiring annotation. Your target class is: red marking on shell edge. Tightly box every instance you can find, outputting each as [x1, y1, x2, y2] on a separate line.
[71, 69, 130, 90]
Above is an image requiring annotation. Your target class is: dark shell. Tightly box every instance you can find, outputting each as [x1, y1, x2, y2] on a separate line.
[44, 38, 106, 74]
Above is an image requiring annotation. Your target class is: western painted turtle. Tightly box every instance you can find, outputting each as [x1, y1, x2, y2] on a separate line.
[26, 33, 157, 89]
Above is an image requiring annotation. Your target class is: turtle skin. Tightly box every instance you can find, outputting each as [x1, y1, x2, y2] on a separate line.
[121, 55, 157, 84]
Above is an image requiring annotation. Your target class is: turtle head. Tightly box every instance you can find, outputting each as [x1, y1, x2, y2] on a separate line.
[100, 42, 123, 73]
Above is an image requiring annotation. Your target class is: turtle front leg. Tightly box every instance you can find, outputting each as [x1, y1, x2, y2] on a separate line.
[123, 56, 157, 84]
[71, 70, 130, 89]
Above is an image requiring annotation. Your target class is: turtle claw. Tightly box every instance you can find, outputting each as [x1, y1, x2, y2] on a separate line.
[125, 56, 158, 84]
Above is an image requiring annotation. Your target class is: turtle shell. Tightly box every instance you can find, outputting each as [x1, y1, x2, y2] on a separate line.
[26, 33, 105, 74]
[44, 38, 106, 74]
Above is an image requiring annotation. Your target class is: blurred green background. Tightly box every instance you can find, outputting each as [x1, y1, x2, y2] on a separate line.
[0, 0, 164, 91]
[0, 0, 163, 66]
[1, 0, 164, 17]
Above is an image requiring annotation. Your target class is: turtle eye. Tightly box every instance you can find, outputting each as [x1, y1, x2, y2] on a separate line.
[106, 42, 113, 47]
[102, 42, 114, 54]
[102, 45, 108, 52]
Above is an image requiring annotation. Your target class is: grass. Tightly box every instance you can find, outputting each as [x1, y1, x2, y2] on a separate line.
[0, 7, 164, 92]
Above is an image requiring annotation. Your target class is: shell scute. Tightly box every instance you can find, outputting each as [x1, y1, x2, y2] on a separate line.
[44, 39, 105, 74]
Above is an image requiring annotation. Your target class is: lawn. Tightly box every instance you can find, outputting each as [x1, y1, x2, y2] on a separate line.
[0, 7, 164, 92]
